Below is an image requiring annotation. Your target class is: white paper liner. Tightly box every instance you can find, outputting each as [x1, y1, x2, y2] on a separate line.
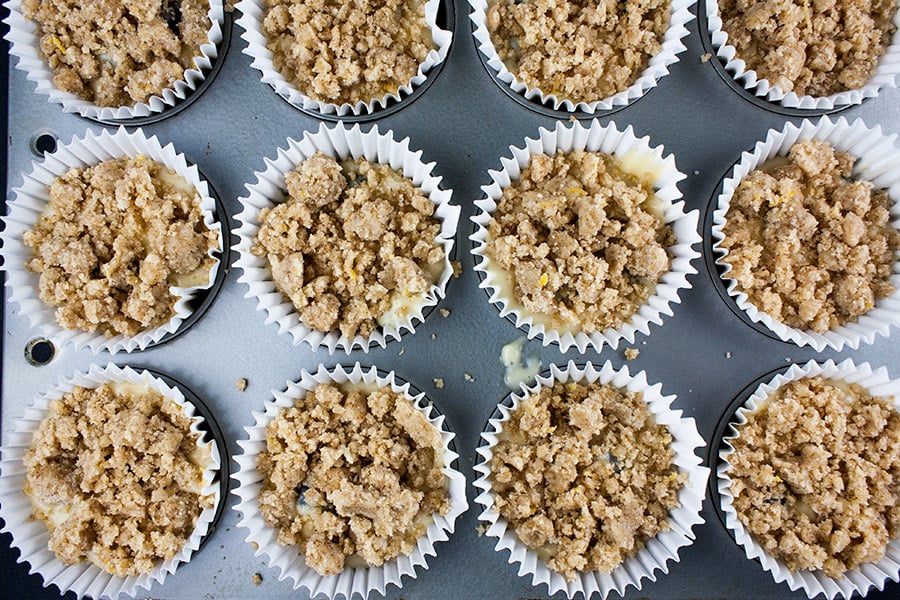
[469, 0, 694, 113]
[473, 360, 709, 599]
[3, 0, 225, 121]
[233, 122, 460, 354]
[705, 0, 900, 110]
[710, 116, 900, 352]
[717, 358, 900, 600]
[470, 119, 701, 353]
[0, 127, 224, 355]
[232, 362, 468, 599]
[235, 0, 452, 116]
[0, 363, 222, 600]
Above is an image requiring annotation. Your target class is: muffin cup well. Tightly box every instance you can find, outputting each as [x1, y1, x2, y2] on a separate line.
[473, 360, 709, 599]
[231, 362, 468, 599]
[233, 122, 460, 354]
[710, 116, 900, 352]
[0, 126, 224, 355]
[717, 358, 900, 600]
[469, 0, 695, 113]
[4, 0, 225, 121]
[0, 363, 222, 600]
[705, 0, 900, 110]
[236, 0, 452, 117]
[470, 119, 701, 353]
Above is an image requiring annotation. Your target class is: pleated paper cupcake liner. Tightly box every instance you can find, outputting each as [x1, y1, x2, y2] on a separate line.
[0, 363, 222, 600]
[232, 362, 468, 599]
[710, 116, 900, 352]
[473, 360, 709, 599]
[718, 358, 900, 599]
[0, 127, 224, 355]
[470, 119, 701, 353]
[236, 0, 452, 116]
[3, 0, 225, 121]
[233, 122, 459, 354]
[705, 0, 900, 110]
[469, 0, 694, 113]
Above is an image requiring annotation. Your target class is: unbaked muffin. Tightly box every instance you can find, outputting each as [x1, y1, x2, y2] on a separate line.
[21, 0, 214, 107]
[718, 138, 900, 334]
[256, 381, 450, 575]
[488, 378, 686, 580]
[250, 152, 444, 340]
[261, 0, 435, 105]
[486, 0, 671, 104]
[718, 0, 898, 97]
[22, 156, 220, 339]
[725, 375, 900, 577]
[24, 379, 216, 576]
[484, 149, 674, 334]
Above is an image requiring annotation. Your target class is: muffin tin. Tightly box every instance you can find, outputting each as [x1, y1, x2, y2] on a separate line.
[3, 1, 900, 598]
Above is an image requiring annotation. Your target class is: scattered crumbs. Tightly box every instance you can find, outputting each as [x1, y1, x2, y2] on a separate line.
[252, 573, 263, 586]
[693, 170, 701, 176]
[251, 541, 259, 550]
[725, 351, 732, 359]
[464, 373, 476, 382]
[434, 378, 445, 389]
[398, 346, 405, 356]
[624, 348, 640, 360]
[431, 333, 437, 340]
[569, 115, 577, 123]
[476, 524, 488, 537]
[785, 357, 792, 362]
[700, 52, 712, 63]
[641, 340, 647, 345]
[439, 308, 450, 318]
[236, 378, 248, 392]
[451, 260, 462, 278]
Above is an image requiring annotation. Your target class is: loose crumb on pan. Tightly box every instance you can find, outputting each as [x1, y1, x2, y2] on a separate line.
[727, 375, 900, 577]
[451, 259, 462, 278]
[624, 347, 640, 360]
[23, 156, 219, 338]
[262, 0, 435, 105]
[485, 150, 674, 333]
[439, 308, 450, 318]
[700, 52, 712, 63]
[490, 380, 685, 580]
[251, 152, 444, 340]
[719, 0, 898, 96]
[719, 139, 899, 333]
[22, 0, 212, 106]
[251, 572, 263, 585]
[24, 382, 214, 576]
[257, 382, 450, 575]
[236, 378, 248, 392]
[434, 378, 445, 389]
[486, 0, 671, 103]
[464, 373, 475, 382]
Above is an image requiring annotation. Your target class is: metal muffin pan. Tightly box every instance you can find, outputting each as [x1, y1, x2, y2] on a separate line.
[3, 1, 900, 598]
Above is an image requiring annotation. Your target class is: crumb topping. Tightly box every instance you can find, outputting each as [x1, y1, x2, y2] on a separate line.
[486, 0, 671, 103]
[485, 150, 674, 332]
[24, 382, 214, 576]
[719, 0, 898, 96]
[23, 156, 219, 338]
[728, 375, 900, 577]
[263, 0, 434, 105]
[257, 382, 450, 575]
[490, 380, 685, 580]
[251, 152, 444, 339]
[720, 139, 899, 333]
[22, 0, 212, 106]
